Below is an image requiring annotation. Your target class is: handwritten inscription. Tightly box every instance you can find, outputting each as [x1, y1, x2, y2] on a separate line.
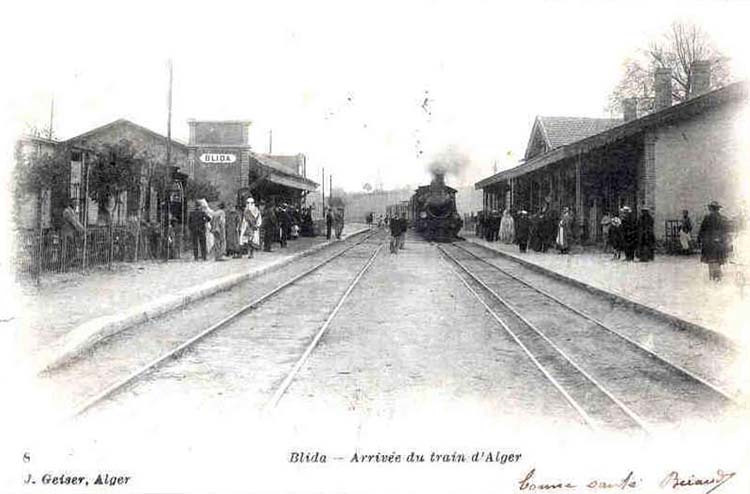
[659, 470, 736, 494]
[517, 468, 736, 493]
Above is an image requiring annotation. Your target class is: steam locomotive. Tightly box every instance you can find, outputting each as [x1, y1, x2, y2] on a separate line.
[410, 173, 463, 242]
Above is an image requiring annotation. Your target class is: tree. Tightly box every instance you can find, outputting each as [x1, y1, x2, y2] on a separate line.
[86, 139, 145, 224]
[362, 182, 372, 193]
[13, 142, 71, 229]
[608, 21, 732, 113]
[185, 176, 220, 203]
[329, 187, 349, 209]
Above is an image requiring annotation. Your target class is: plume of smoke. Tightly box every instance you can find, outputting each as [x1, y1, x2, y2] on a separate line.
[426, 146, 471, 179]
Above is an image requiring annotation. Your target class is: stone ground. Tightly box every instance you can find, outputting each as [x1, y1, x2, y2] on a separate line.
[465, 232, 749, 347]
[3, 224, 367, 361]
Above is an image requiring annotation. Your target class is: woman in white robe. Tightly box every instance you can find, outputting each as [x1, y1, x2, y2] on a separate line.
[499, 209, 515, 244]
[240, 197, 262, 258]
[197, 199, 214, 255]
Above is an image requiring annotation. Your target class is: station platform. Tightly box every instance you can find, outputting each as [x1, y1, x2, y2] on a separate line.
[5, 224, 369, 369]
[464, 233, 748, 346]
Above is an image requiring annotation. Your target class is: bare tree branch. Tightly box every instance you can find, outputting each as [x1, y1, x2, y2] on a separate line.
[607, 20, 733, 114]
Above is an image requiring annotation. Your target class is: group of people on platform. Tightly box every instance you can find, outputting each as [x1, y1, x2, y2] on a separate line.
[188, 199, 317, 262]
[470, 200, 746, 282]
[598, 206, 655, 262]
[473, 205, 578, 255]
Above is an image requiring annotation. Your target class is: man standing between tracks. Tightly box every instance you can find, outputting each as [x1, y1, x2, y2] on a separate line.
[398, 212, 407, 250]
[389, 212, 403, 254]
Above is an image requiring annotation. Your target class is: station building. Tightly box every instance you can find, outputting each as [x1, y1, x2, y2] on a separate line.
[67, 119, 189, 227]
[476, 65, 749, 242]
[188, 119, 317, 208]
[15, 118, 317, 232]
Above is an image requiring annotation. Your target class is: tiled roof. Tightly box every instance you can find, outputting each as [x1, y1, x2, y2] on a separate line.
[476, 80, 749, 189]
[65, 118, 188, 148]
[250, 153, 318, 191]
[538, 116, 623, 150]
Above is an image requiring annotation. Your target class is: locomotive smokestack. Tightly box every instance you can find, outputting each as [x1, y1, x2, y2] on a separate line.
[426, 146, 470, 185]
[431, 172, 446, 187]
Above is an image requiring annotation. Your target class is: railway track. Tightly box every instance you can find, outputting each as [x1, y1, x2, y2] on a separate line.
[44, 229, 385, 418]
[438, 242, 736, 432]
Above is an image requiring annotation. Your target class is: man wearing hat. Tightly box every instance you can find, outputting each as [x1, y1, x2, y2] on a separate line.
[515, 210, 530, 253]
[637, 206, 655, 262]
[620, 206, 638, 261]
[698, 200, 731, 281]
[188, 200, 211, 261]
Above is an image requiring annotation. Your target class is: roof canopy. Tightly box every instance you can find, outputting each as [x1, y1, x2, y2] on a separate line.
[250, 153, 317, 192]
[477, 80, 748, 189]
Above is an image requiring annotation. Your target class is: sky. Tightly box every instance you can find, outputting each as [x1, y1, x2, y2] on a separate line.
[1, 0, 749, 193]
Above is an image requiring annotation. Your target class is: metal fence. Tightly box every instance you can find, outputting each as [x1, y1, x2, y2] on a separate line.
[13, 224, 186, 278]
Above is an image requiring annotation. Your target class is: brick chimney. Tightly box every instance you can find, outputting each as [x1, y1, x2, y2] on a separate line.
[689, 60, 711, 98]
[654, 67, 672, 111]
[622, 98, 638, 121]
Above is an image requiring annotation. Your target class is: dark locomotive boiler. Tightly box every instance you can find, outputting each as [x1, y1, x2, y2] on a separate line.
[411, 172, 463, 242]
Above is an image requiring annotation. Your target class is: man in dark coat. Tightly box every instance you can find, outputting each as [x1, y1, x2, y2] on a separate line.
[277, 204, 291, 248]
[620, 206, 638, 261]
[389, 213, 403, 254]
[325, 207, 334, 240]
[698, 200, 731, 281]
[609, 213, 623, 260]
[475, 211, 484, 238]
[542, 209, 558, 253]
[188, 201, 211, 261]
[487, 210, 501, 242]
[397, 212, 407, 249]
[262, 202, 277, 252]
[637, 207, 655, 262]
[529, 213, 542, 252]
[515, 210, 530, 253]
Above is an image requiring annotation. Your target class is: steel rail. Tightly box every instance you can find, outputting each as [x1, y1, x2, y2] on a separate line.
[266, 243, 384, 410]
[453, 241, 737, 405]
[439, 244, 651, 434]
[439, 255, 598, 431]
[72, 230, 382, 418]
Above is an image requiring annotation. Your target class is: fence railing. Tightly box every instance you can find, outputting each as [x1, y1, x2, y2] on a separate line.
[13, 224, 186, 278]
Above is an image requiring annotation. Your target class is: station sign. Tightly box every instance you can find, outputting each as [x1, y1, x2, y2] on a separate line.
[199, 153, 237, 164]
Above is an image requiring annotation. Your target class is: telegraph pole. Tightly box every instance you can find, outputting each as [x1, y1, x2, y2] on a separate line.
[268, 130, 273, 154]
[82, 152, 90, 269]
[164, 59, 173, 262]
[47, 96, 54, 140]
[321, 167, 325, 215]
